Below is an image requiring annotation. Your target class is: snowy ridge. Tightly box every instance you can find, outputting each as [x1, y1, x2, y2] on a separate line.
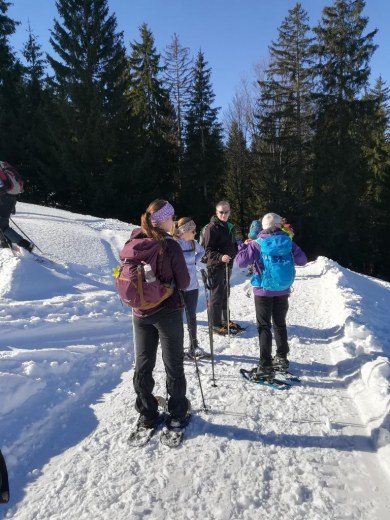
[318, 256, 390, 467]
[1, 203, 390, 519]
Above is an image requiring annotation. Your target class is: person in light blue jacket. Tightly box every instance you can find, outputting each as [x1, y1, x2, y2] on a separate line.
[174, 217, 210, 359]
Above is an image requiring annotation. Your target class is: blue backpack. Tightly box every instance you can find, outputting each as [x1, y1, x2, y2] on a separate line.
[251, 234, 295, 291]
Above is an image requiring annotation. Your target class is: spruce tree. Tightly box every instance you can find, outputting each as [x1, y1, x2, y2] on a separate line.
[311, 0, 378, 264]
[253, 3, 314, 233]
[18, 25, 56, 203]
[127, 23, 177, 212]
[359, 78, 390, 278]
[182, 50, 224, 223]
[163, 33, 193, 186]
[47, 0, 129, 214]
[224, 81, 259, 234]
[0, 0, 23, 162]
[224, 121, 252, 237]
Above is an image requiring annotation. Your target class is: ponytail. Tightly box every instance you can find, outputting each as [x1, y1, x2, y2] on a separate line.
[141, 199, 171, 248]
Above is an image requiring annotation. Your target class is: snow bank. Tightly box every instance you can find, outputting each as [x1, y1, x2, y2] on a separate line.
[317, 256, 390, 474]
[1, 204, 390, 519]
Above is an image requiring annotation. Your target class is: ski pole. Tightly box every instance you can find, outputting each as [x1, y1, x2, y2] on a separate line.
[9, 217, 43, 253]
[201, 269, 217, 387]
[180, 291, 209, 412]
[226, 262, 230, 345]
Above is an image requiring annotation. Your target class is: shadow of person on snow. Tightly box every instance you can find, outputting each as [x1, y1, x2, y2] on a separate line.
[185, 413, 377, 453]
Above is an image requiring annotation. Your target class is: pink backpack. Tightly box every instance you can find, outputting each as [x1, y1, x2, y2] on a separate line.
[115, 237, 173, 311]
[0, 161, 24, 195]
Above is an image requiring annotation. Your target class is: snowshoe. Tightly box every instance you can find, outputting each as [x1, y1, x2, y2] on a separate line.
[224, 320, 246, 332]
[127, 395, 167, 447]
[213, 325, 241, 336]
[240, 368, 290, 390]
[160, 413, 192, 448]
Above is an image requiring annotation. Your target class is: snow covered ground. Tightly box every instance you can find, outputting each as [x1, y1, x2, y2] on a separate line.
[1, 202, 389, 520]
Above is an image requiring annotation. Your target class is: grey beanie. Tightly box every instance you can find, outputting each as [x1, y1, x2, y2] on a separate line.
[262, 213, 282, 230]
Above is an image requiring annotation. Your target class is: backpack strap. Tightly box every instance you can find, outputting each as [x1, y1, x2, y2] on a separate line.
[180, 239, 196, 253]
[255, 239, 263, 273]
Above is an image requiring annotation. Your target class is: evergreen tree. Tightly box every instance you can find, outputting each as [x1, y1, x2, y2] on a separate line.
[18, 25, 55, 203]
[224, 121, 251, 237]
[359, 77, 390, 277]
[163, 33, 193, 186]
[253, 3, 314, 233]
[310, 0, 377, 265]
[224, 81, 259, 234]
[127, 23, 178, 213]
[182, 50, 224, 223]
[47, 0, 129, 214]
[0, 0, 23, 162]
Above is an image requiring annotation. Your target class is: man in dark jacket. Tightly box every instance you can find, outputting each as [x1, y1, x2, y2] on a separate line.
[202, 200, 241, 335]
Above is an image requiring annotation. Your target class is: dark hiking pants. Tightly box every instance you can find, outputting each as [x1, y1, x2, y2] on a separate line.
[254, 295, 289, 364]
[132, 307, 188, 421]
[0, 197, 23, 246]
[182, 289, 199, 342]
[208, 265, 232, 326]
[0, 219, 24, 245]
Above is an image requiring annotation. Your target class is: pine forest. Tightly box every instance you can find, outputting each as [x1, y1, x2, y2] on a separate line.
[1, 0, 389, 280]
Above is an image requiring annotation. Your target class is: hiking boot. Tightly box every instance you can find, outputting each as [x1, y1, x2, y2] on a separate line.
[254, 362, 275, 381]
[0, 236, 10, 248]
[194, 346, 211, 358]
[272, 355, 289, 372]
[168, 402, 192, 429]
[184, 349, 194, 360]
[185, 345, 210, 360]
[18, 239, 34, 253]
[185, 339, 198, 359]
[138, 413, 162, 429]
[191, 339, 211, 358]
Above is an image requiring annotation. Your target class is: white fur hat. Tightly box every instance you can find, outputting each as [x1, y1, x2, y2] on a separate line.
[262, 212, 282, 230]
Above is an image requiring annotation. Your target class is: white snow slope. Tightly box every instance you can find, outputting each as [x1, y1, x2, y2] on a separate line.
[1, 203, 390, 520]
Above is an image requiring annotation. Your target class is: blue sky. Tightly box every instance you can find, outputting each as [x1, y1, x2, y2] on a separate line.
[8, 0, 390, 117]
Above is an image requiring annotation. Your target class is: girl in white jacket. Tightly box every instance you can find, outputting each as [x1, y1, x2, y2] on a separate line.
[174, 217, 210, 359]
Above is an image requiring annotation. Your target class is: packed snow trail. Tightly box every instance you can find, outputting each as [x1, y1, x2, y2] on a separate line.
[1, 204, 389, 519]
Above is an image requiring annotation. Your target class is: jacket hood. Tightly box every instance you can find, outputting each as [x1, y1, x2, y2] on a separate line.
[120, 228, 162, 262]
[210, 215, 223, 225]
[210, 215, 234, 233]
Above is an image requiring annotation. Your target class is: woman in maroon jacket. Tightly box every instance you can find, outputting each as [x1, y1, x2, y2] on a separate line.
[131, 199, 191, 429]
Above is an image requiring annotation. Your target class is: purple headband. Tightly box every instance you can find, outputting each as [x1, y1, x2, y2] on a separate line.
[150, 201, 175, 226]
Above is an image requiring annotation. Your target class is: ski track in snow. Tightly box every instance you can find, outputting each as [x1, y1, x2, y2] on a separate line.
[1, 203, 390, 520]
